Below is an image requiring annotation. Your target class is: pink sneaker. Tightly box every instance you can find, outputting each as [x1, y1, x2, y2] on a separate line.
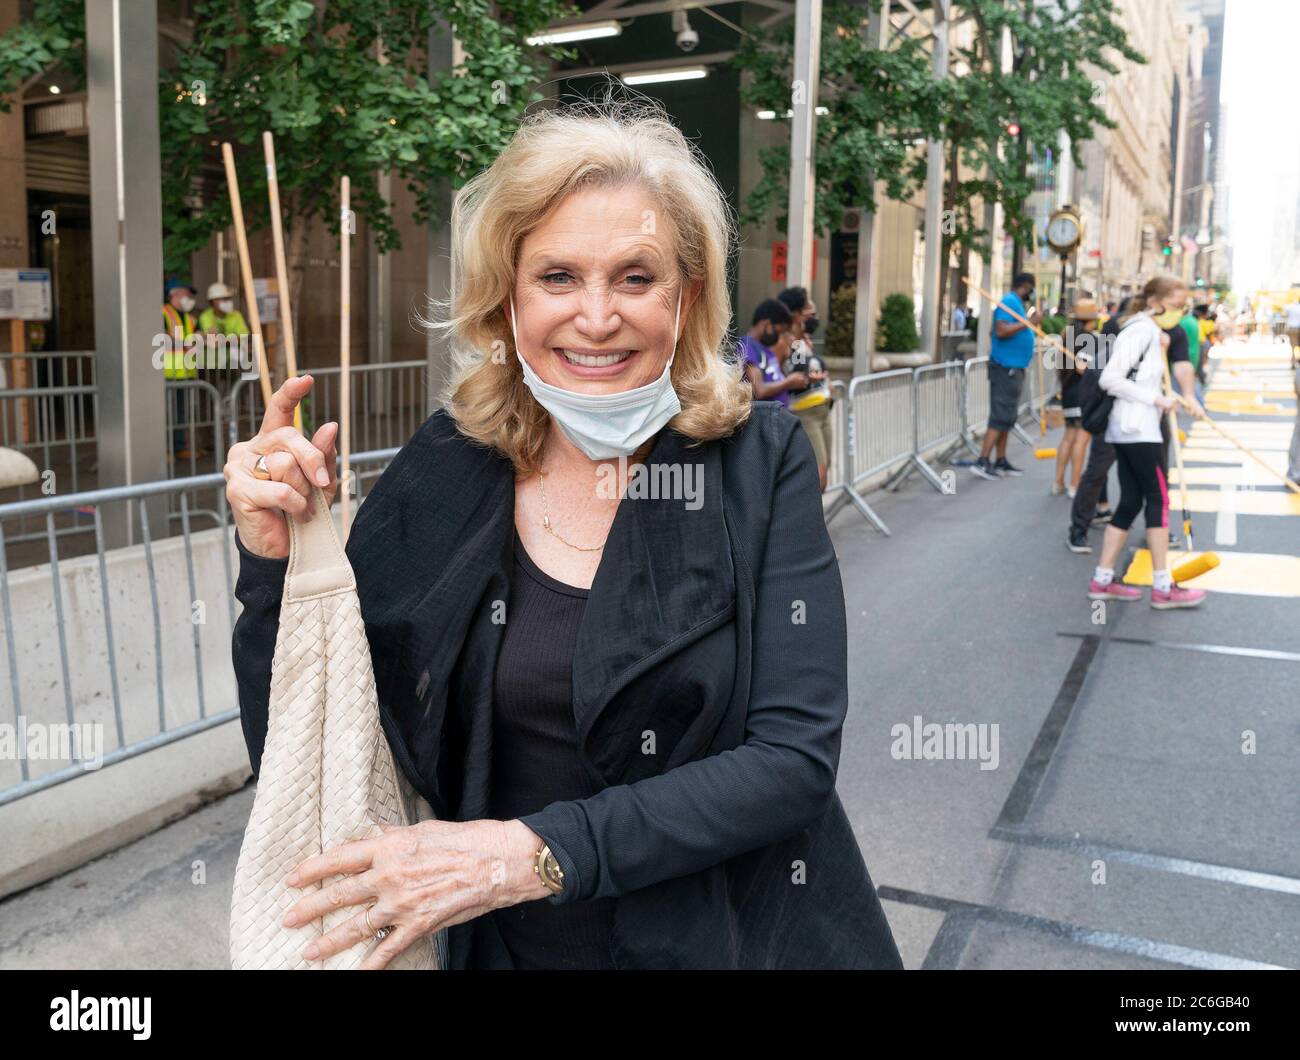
[1087, 579, 1142, 601]
[1150, 583, 1206, 610]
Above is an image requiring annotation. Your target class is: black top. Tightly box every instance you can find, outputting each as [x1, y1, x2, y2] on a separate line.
[487, 531, 617, 969]
[1164, 321, 1191, 367]
[230, 405, 901, 970]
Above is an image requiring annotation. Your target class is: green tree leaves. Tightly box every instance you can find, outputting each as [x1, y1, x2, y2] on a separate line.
[731, 0, 1144, 264]
[0, 0, 577, 275]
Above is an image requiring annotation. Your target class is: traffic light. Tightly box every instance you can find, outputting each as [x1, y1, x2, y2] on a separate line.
[1162, 240, 1174, 257]
[1196, 277, 1205, 287]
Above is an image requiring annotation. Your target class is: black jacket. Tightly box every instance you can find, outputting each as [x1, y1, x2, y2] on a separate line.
[231, 401, 901, 970]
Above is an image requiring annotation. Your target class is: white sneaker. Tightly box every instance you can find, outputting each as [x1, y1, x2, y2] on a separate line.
[1050, 483, 1065, 496]
[1067, 486, 1077, 499]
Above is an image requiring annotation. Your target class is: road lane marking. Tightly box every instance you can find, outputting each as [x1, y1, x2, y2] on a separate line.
[1215, 483, 1237, 545]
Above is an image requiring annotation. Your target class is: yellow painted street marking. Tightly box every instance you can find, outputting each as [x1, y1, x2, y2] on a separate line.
[1188, 426, 1294, 442]
[1202, 401, 1293, 417]
[1190, 418, 1295, 426]
[1124, 550, 1300, 598]
[1208, 373, 1296, 383]
[1201, 382, 1294, 395]
[1209, 352, 1293, 365]
[1171, 489, 1300, 516]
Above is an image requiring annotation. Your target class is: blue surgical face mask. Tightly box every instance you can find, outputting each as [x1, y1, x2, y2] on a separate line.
[509, 290, 683, 461]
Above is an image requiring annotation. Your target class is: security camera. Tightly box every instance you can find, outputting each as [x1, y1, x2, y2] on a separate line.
[673, 10, 699, 52]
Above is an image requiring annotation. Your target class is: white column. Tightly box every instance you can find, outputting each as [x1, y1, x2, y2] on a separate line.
[853, 1, 888, 376]
[919, 0, 950, 359]
[977, 25, 1013, 358]
[786, 0, 823, 290]
[87, 0, 166, 545]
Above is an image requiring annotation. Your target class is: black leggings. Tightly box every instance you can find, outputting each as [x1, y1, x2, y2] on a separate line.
[1111, 442, 1169, 532]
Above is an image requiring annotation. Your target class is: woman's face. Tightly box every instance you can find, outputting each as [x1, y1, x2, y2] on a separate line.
[510, 185, 696, 396]
[1150, 286, 1188, 315]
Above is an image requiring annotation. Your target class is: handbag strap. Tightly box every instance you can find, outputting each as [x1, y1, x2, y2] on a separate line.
[284, 484, 356, 603]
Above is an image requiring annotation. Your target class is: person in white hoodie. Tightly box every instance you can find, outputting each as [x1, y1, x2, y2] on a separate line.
[1087, 276, 1206, 610]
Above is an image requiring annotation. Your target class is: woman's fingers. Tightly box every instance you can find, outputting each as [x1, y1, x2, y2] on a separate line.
[261, 450, 312, 502]
[231, 477, 310, 518]
[300, 903, 394, 965]
[283, 869, 378, 933]
[258, 374, 314, 437]
[286, 837, 376, 889]
[311, 422, 340, 486]
[255, 424, 332, 487]
[358, 923, 420, 971]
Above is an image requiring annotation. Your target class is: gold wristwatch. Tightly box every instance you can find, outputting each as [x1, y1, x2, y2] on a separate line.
[534, 842, 565, 896]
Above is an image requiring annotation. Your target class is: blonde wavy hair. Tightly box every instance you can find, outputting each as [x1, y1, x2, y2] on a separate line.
[425, 95, 752, 476]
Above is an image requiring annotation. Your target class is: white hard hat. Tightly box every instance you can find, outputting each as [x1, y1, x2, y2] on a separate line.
[207, 282, 234, 301]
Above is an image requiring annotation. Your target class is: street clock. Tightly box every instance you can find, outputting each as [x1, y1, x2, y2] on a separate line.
[1046, 206, 1083, 254]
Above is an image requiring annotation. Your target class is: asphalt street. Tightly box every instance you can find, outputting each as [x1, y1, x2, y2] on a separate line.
[0, 339, 1295, 970]
[834, 337, 1298, 969]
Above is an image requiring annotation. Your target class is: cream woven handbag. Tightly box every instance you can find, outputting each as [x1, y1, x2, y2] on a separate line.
[229, 484, 444, 970]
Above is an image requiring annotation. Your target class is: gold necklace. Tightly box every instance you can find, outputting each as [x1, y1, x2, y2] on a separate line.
[537, 470, 605, 552]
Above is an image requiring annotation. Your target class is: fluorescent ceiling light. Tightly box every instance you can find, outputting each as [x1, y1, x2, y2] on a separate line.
[622, 65, 709, 86]
[527, 20, 623, 45]
[756, 106, 830, 119]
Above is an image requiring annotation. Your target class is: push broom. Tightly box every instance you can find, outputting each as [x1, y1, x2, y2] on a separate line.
[262, 131, 302, 433]
[1161, 352, 1196, 551]
[221, 143, 274, 409]
[339, 175, 352, 540]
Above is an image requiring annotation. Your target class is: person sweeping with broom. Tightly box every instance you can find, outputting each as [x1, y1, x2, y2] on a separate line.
[1086, 276, 1206, 610]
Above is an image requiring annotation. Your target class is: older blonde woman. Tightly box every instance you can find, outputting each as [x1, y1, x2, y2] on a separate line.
[225, 101, 901, 970]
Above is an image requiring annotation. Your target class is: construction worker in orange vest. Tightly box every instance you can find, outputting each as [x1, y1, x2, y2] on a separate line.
[162, 278, 202, 458]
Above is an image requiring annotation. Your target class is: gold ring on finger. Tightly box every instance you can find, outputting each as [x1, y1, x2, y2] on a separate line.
[364, 903, 391, 940]
[252, 454, 272, 480]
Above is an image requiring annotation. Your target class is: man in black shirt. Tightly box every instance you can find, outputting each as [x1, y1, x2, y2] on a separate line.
[1066, 308, 1122, 552]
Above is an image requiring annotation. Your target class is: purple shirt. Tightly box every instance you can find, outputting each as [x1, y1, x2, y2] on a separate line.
[738, 334, 790, 408]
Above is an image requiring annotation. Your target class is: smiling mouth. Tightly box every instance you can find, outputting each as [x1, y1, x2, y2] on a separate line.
[557, 348, 635, 367]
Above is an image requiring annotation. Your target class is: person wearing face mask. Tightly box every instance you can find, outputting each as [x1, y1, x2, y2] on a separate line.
[777, 287, 833, 491]
[162, 278, 200, 457]
[737, 298, 806, 408]
[1087, 275, 1206, 609]
[197, 282, 251, 388]
[973, 272, 1039, 481]
[224, 104, 901, 972]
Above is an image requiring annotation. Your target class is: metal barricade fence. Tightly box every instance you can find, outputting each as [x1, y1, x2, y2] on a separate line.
[0, 447, 400, 807]
[824, 380, 848, 495]
[2, 358, 426, 562]
[904, 361, 965, 492]
[963, 357, 990, 454]
[830, 368, 916, 535]
[1, 352, 98, 503]
[0, 377, 225, 554]
[1015, 343, 1057, 444]
[227, 360, 427, 463]
[848, 368, 914, 487]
